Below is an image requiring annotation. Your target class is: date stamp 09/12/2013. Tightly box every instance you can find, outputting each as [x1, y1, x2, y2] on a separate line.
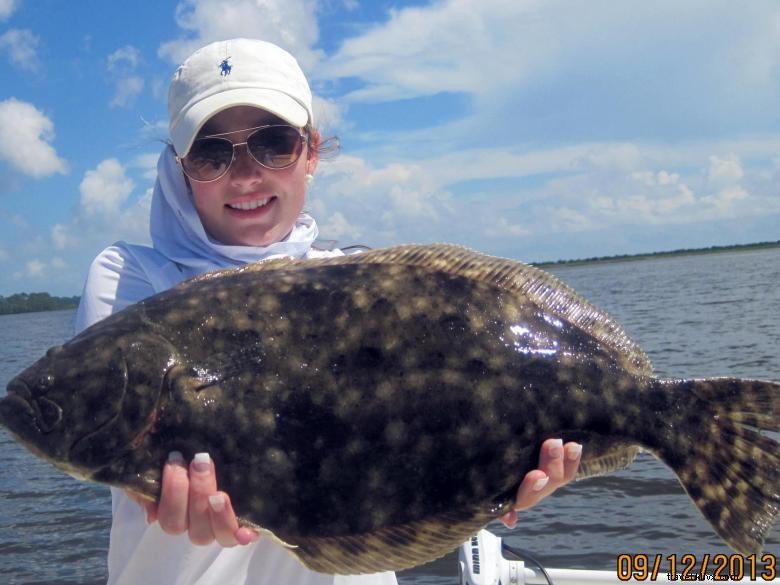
[616, 553, 778, 581]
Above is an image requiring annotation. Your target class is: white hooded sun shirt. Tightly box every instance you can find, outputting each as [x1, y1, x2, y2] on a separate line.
[75, 147, 397, 585]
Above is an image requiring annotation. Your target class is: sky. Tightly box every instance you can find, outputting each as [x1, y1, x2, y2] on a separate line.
[1, 0, 779, 296]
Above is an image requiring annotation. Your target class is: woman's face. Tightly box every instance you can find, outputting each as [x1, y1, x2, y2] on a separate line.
[186, 105, 318, 247]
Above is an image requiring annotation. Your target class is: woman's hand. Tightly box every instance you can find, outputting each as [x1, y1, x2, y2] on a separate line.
[128, 451, 259, 547]
[499, 438, 582, 528]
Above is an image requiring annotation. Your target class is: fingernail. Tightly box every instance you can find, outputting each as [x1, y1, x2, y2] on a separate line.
[193, 452, 211, 472]
[235, 527, 261, 545]
[208, 494, 226, 513]
[549, 438, 563, 458]
[532, 476, 549, 491]
[167, 451, 185, 466]
[568, 443, 583, 460]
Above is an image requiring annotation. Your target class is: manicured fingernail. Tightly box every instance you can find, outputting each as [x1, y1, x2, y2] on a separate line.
[208, 494, 226, 513]
[549, 438, 563, 458]
[193, 452, 211, 472]
[235, 527, 260, 545]
[168, 451, 185, 466]
[532, 476, 549, 491]
[568, 443, 583, 460]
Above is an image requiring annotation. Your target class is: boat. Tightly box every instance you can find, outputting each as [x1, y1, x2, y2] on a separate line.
[458, 530, 780, 584]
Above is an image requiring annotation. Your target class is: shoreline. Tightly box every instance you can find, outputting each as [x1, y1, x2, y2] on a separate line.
[533, 240, 780, 269]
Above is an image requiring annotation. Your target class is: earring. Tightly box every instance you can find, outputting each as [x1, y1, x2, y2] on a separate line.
[305, 173, 314, 185]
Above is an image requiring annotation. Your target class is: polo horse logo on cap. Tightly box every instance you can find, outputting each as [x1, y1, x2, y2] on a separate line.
[219, 57, 232, 76]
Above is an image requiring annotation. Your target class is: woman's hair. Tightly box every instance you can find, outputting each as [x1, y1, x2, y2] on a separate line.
[306, 123, 340, 160]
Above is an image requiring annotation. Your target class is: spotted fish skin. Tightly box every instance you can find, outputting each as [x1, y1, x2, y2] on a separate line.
[1, 244, 779, 574]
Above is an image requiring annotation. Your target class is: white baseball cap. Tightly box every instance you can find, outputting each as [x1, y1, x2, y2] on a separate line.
[168, 38, 313, 157]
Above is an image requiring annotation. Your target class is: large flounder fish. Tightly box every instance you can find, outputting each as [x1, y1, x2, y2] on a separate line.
[1, 244, 779, 574]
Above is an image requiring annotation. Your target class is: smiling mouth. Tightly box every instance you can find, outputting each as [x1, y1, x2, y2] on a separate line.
[227, 197, 272, 211]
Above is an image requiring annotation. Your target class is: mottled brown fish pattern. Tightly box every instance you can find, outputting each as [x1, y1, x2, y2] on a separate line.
[1, 244, 779, 574]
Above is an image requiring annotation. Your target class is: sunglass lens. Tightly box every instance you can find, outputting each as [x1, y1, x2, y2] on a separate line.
[183, 138, 234, 181]
[247, 126, 303, 168]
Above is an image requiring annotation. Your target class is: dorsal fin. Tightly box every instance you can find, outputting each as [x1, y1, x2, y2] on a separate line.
[175, 244, 652, 376]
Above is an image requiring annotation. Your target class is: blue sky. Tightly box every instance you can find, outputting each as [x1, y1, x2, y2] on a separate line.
[1, 0, 779, 296]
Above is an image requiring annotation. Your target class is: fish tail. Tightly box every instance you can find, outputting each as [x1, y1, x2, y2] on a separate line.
[652, 377, 780, 554]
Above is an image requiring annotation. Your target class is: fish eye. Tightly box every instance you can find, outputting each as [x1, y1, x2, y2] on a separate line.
[37, 374, 55, 389]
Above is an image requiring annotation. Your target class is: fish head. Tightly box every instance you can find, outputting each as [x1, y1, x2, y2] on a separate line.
[0, 327, 174, 480]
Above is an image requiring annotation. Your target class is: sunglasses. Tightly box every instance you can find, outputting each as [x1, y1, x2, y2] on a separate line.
[178, 124, 308, 182]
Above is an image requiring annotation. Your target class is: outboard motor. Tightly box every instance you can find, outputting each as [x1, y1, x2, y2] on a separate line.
[458, 530, 527, 585]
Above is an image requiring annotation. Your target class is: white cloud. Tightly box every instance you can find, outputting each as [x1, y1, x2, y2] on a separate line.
[110, 75, 144, 108]
[106, 45, 144, 108]
[57, 156, 153, 253]
[611, 174, 696, 219]
[51, 223, 74, 250]
[132, 152, 162, 181]
[701, 185, 749, 214]
[319, 0, 558, 101]
[0, 0, 18, 21]
[318, 155, 449, 220]
[0, 28, 41, 71]
[706, 155, 743, 187]
[320, 211, 357, 239]
[79, 159, 134, 217]
[159, 0, 322, 69]
[25, 259, 45, 277]
[12, 257, 71, 281]
[312, 95, 346, 133]
[311, 154, 456, 244]
[50, 177, 153, 265]
[420, 142, 639, 186]
[499, 144, 777, 233]
[107, 45, 141, 71]
[0, 98, 67, 177]
[484, 218, 531, 238]
[319, 0, 780, 120]
[309, 135, 780, 252]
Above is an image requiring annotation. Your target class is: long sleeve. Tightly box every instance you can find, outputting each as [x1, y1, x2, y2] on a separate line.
[74, 245, 157, 333]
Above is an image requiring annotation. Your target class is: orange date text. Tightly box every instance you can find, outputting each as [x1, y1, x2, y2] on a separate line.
[616, 553, 778, 581]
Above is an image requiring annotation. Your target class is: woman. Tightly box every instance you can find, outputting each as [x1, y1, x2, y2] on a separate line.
[75, 38, 582, 585]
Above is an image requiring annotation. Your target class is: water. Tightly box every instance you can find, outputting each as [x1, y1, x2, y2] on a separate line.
[1, 249, 779, 584]
[0, 311, 112, 585]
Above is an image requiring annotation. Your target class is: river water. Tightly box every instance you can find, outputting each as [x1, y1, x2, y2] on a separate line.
[1, 248, 778, 584]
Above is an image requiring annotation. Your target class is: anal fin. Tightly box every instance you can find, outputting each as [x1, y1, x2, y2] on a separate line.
[575, 440, 641, 481]
[282, 507, 500, 575]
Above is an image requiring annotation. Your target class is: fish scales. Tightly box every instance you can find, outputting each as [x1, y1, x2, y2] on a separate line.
[147, 263, 596, 534]
[1, 244, 780, 574]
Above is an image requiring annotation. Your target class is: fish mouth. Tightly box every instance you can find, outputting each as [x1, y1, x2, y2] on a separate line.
[1, 379, 36, 426]
[1, 378, 63, 434]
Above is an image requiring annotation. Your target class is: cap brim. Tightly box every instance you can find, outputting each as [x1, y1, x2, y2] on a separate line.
[171, 87, 309, 157]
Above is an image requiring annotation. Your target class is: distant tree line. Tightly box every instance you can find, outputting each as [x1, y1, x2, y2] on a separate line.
[535, 240, 780, 267]
[0, 293, 80, 315]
